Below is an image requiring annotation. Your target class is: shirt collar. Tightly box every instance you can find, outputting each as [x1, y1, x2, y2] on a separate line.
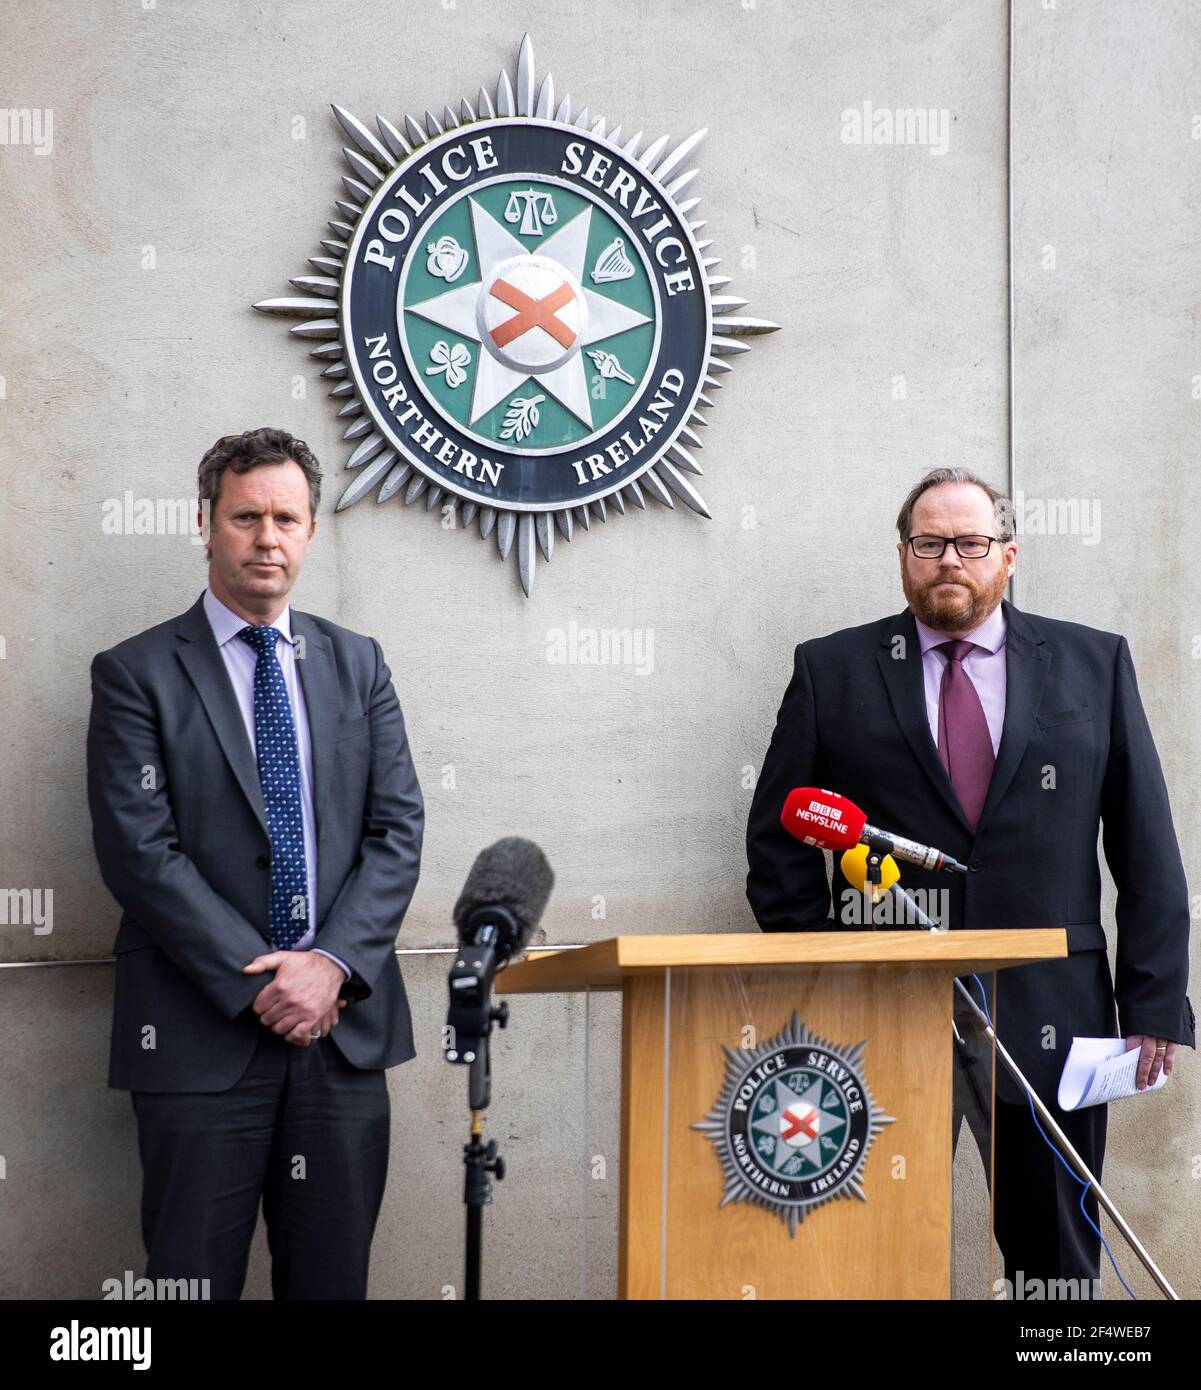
[203, 583, 293, 648]
[913, 599, 1006, 656]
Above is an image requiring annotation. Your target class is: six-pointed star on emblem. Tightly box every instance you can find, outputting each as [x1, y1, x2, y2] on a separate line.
[405, 197, 651, 429]
[751, 1075, 845, 1173]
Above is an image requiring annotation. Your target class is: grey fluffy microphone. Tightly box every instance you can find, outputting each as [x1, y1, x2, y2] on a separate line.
[452, 837, 554, 963]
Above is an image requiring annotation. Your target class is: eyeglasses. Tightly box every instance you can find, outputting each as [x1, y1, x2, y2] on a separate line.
[906, 534, 1000, 559]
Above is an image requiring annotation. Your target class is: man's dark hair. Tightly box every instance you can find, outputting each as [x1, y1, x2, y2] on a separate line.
[197, 427, 322, 518]
[895, 467, 1014, 542]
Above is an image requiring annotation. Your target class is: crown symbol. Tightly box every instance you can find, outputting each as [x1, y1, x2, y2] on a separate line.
[589, 236, 635, 284]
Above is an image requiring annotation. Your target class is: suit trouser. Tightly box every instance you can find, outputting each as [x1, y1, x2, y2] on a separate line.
[952, 990, 1107, 1293]
[130, 1025, 391, 1300]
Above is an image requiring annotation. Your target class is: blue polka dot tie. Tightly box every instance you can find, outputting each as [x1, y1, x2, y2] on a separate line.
[238, 625, 308, 951]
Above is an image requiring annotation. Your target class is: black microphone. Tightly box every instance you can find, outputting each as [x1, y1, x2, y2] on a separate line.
[452, 837, 554, 965]
[446, 839, 554, 1078]
[444, 839, 555, 1298]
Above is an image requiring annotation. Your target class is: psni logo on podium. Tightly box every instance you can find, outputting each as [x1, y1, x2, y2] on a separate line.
[693, 1011, 894, 1235]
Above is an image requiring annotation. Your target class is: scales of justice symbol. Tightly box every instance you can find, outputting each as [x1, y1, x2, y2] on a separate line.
[504, 186, 557, 237]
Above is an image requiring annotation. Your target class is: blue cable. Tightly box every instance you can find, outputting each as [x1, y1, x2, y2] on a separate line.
[968, 972, 1137, 1301]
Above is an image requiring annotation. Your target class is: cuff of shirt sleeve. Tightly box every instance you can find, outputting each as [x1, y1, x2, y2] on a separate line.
[311, 947, 352, 982]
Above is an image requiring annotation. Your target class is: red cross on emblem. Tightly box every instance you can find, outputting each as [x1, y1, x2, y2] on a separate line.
[780, 1104, 819, 1142]
[489, 278, 577, 350]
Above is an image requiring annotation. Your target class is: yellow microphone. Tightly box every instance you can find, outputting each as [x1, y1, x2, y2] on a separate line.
[840, 842, 899, 895]
[841, 843, 939, 930]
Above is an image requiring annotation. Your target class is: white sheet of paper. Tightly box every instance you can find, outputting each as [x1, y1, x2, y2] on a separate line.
[1057, 1037, 1169, 1111]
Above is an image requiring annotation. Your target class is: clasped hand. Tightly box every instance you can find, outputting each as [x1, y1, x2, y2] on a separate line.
[244, 951, 347, 1046]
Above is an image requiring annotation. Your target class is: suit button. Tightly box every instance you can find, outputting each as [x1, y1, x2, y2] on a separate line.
[969, 858, 982, 873]
[256, 854, 270, 869]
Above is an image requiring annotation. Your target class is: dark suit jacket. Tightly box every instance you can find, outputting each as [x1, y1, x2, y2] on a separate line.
[86, 592, 424, 1092]
[746, 599, 1195, 1106]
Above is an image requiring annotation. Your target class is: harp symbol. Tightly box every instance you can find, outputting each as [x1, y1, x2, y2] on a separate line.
[590, 236, 635, 284]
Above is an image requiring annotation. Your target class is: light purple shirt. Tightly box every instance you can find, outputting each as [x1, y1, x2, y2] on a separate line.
[203, 586, 349, 982]
[913, 603, 1007, 757]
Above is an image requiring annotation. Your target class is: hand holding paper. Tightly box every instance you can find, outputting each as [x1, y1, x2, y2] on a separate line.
[1058, 1038, 1171, 1111]
[1126, 1033, 1177, 1089]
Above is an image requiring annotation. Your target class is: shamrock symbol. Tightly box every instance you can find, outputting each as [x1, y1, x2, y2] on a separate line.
[426, 340, 472, 389]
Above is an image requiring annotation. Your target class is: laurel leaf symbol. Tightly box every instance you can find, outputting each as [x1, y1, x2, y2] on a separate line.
[499, 393, 545, 442]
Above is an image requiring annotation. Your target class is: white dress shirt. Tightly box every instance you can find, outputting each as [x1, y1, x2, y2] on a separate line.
[202, 585, 349, 981]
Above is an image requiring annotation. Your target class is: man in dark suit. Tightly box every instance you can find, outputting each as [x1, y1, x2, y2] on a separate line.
[746, 468, 1193, 1290]
[86, 427, 424, 1300]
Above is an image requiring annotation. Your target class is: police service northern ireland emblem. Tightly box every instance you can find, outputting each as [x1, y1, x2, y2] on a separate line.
[254, 34, 778, 594]
[693, 1012, 894, 1235]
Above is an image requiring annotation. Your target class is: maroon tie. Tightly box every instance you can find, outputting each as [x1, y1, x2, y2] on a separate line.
[935, 640, 995, 832]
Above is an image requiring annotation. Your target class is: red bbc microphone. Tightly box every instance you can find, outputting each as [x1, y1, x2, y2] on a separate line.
[780, 787, 968, 875]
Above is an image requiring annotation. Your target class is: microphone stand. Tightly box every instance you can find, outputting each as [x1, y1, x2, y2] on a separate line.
[445, 928, 510, 1301]
[882, 879, 1180, 1300]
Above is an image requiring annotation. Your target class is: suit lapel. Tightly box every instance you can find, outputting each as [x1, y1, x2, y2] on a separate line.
[875, 599, 1052, 841]
[290, 609, 338, 850]
[875, 608, 973, 834]
[974, 598, 1050, 835]
[175, 593, 269, 839]
[173, 596, 344, 862]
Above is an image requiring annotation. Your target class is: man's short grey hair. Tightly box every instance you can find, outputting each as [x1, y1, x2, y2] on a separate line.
[895, 468, 1014, 542]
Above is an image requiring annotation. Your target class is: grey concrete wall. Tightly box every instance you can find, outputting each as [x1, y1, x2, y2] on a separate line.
[0, 0, 1196, 1299]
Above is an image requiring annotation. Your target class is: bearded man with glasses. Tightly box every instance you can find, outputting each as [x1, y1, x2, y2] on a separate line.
[746, 467, 1193, 1292]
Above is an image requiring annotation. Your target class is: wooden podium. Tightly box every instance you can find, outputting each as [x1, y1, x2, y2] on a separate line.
[498, 929, 1066, 1300]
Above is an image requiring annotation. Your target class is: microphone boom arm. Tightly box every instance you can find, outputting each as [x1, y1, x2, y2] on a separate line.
[881, 882, 1179, 1299]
